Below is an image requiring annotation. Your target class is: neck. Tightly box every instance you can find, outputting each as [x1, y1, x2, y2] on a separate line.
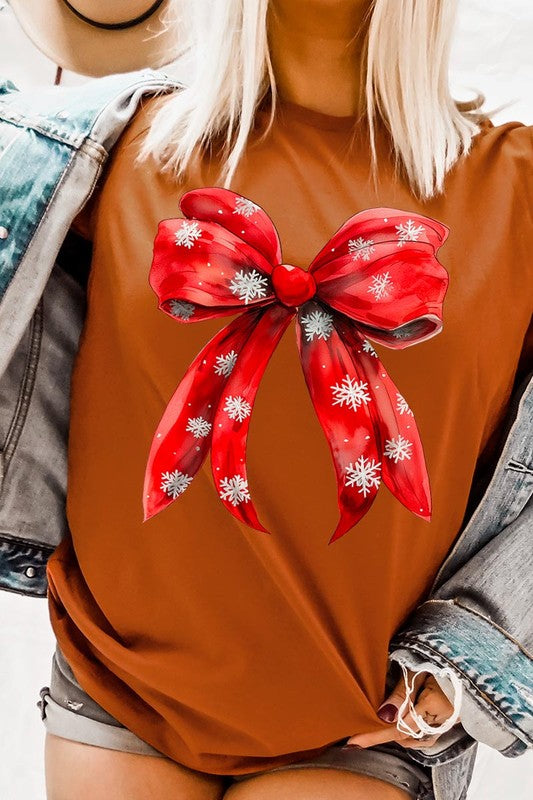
[267, 0, 372, 117]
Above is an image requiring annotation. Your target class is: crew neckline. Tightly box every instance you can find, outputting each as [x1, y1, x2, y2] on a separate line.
[259, 93, 363, 131]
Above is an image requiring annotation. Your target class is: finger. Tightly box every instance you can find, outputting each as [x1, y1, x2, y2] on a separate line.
[417, 678, 455, 721]
[347, 726, 442, 750]
[418, 675, 457, 713]
[377, 668, 427, 723]
[399, 734, 441, 750]
[400, 676, 456, 735]
[346, 725, 408, 748]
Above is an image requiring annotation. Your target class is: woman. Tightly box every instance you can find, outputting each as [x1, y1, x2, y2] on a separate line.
[14, 0, 530, 798]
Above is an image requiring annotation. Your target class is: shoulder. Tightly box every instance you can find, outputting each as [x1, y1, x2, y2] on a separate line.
[470, 116, 532, 169]
[458, 116, 532, 223]
[70, 91, 182, 241]
[113, 91, 177, 152]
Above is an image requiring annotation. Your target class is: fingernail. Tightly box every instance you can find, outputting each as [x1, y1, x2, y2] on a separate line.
[341, 743, 363, 749]
[377, 703, 398, 723]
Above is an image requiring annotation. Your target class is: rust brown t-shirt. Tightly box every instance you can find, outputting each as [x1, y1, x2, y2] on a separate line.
[46, 93, 532, 775]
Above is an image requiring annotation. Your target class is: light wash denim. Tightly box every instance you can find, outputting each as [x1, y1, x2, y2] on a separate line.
[0, 68, 531, 800]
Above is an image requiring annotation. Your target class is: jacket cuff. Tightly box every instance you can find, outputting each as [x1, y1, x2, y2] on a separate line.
[389, 599, 533, 753]
[388, 647, 516, 753]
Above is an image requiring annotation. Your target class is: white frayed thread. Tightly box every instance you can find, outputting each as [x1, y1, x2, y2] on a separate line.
[510, 680, 533, 708]
[395, 662, 463, 738]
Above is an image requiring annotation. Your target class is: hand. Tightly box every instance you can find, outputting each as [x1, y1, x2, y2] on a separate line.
[346, 669, 457, 750]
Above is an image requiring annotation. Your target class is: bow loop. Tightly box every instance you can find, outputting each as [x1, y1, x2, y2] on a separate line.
[308, 207, 449, 273]
[150, 217, 275, 324]
[180, 187, 283, 266]
[309, 207, 449, 348]
[315, 246, 448, 347]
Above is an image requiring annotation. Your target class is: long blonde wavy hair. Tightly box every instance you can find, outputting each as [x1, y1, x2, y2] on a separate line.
[136, 0, 496, 202]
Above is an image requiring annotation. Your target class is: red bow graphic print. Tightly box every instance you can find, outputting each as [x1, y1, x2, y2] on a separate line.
[143, 187, 449, 543]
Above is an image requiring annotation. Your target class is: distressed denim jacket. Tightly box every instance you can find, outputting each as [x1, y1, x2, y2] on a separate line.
[0, 69, 531, 800]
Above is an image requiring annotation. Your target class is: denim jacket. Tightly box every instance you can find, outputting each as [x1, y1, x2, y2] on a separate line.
[0, 69, 531, 800]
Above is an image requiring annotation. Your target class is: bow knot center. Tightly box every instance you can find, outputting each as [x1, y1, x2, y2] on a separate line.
[271, 263, 317, 307]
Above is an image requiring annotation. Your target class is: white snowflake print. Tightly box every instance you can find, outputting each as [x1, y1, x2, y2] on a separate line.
[229, 268, 269, 304]
[392, 327, 412, 339]
[214, 350, 238, 377]
[169, 299, 195, 320]
[175, 220, 202, 249]
[395, 219, 425, 248]
[396, 392, 414, 416]
[348, 236, 375, 262]
[300, 309, 334, 342]
[223, 395, 252, 422]
[160, 469, 193, 499]
[344, 455, 381, 497]
[331, 374, 371, 412]
[185, 416, 212, 439]
[219, 474, 251, 506]
[367, 271, 394, 301]
[232, 197, 261, 218]
[384, 434, 413, 463]
[362, 339, 378, 358]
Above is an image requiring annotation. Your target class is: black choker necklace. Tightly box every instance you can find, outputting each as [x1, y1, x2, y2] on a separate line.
[59, 0, 166, 30]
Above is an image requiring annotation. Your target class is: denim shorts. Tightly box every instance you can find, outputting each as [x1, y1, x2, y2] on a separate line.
[38, 643, 434, 800]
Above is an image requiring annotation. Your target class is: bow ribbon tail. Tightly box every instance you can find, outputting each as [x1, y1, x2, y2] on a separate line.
[211, 304, 295, 532]
[335, 317, 432, 522]
[296, 301, 383, 544]
[143, 308, 264, 521]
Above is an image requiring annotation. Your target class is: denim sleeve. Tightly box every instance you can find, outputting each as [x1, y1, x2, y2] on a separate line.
[388, 496, 533, 756]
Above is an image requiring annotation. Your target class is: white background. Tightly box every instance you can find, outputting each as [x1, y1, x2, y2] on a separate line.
[0, 1, 532, 798]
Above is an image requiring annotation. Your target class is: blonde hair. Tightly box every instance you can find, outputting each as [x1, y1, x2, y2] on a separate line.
[137, 0, 498, 202]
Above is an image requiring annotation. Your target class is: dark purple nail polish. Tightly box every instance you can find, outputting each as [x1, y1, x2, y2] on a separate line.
[377, 703, 398, 723]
